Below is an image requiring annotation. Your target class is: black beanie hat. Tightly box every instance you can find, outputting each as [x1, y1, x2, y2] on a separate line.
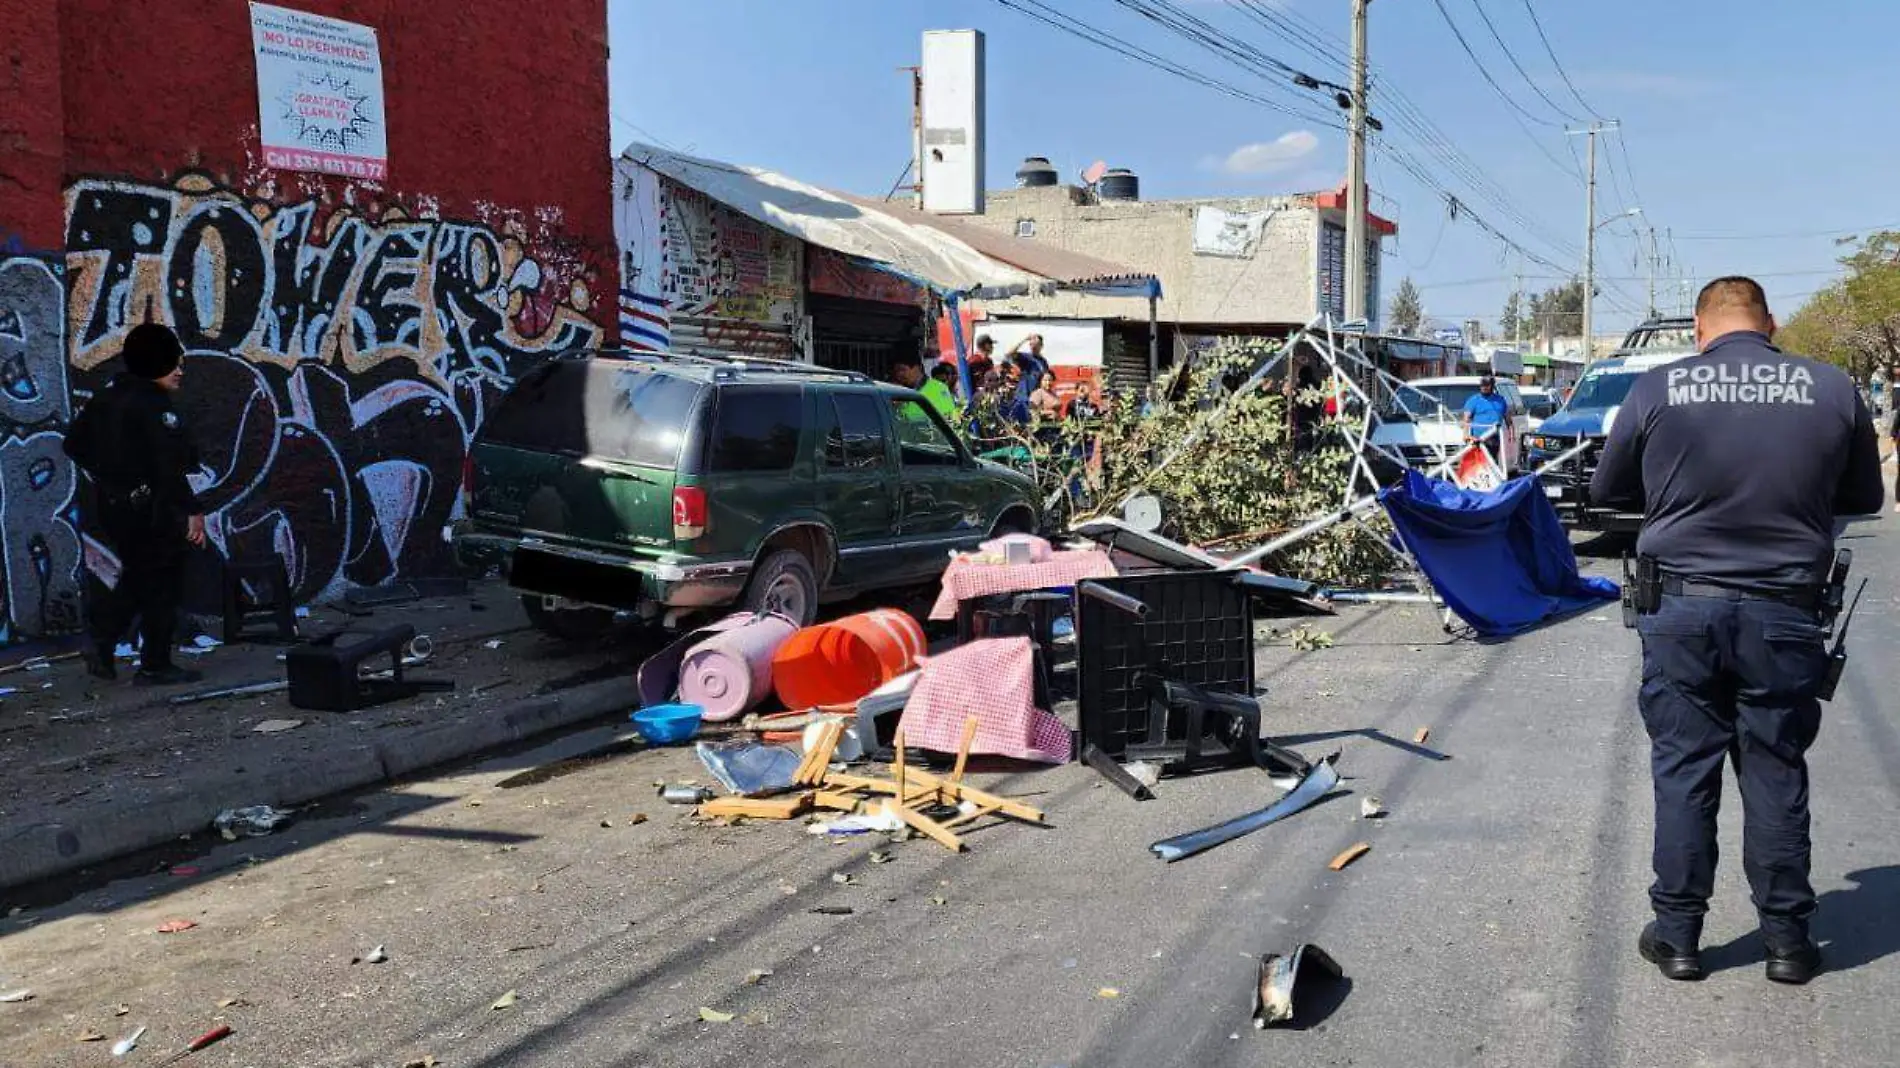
[123, 323, 184, 379]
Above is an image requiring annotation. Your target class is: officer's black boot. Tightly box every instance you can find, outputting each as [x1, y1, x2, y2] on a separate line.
[1638, 921, 1705, 981]
[81, 642, 116, 682]
[1764, 937, 1823, 985]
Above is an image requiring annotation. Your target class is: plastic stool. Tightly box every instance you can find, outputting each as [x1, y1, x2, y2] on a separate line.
[222, 557, 298, 644]
[286, 624, 446, 712]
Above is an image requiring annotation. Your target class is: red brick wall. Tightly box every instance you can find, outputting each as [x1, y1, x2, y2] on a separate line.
[0, 0, 615, 643]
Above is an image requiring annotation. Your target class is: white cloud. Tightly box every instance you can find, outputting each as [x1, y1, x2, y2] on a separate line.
[1211, 131, 1320, 176]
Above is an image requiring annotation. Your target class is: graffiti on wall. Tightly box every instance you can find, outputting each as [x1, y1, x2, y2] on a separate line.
[0, 254, 81, 642]
[616, 165, 802, 352]
[62, 173, 604, 604]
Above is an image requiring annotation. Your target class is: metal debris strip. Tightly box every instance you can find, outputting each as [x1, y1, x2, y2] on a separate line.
[1149, 758, 1342, 862]
[1253, 944, 1345, 1029]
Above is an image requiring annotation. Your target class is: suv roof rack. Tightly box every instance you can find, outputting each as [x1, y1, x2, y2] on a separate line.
[590, 346, 873, 384]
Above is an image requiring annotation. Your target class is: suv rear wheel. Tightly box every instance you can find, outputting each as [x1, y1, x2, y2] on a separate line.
[521, 595, 617, 641]
[743, 549, 818, 627]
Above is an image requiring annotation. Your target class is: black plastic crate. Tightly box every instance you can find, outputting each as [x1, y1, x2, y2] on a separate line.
[1076, 570, 1254, 759]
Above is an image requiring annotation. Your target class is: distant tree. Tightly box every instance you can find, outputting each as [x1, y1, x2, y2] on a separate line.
[1499, 290, 1525, 341]
[1388, 277, 1424, 336]
[1527, 279, 1586, 341]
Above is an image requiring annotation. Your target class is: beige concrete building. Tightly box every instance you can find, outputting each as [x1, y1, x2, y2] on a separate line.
[954, 170, 1396, 334]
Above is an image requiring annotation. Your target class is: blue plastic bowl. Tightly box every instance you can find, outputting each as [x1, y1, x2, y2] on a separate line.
[631, 702, 703, 745]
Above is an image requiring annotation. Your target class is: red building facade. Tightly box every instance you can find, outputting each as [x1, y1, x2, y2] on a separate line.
[0, 0, 616, 642]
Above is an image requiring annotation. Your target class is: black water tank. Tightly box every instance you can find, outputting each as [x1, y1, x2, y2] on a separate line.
[1015, 156, 1059, 187]
[1099, 168, 1140, 201]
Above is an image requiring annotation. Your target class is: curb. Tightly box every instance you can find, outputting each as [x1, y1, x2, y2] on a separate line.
[0, 675, 639, 893]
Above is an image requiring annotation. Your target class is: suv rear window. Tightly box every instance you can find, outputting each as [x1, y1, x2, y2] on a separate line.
[480, 360, 703, 468]
[709, 387, 804, 473]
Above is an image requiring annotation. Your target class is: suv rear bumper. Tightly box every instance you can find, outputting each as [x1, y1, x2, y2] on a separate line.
[454, 531, 751, 612]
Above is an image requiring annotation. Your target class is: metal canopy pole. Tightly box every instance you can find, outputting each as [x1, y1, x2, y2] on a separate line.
[1148, 292, 1159, 382]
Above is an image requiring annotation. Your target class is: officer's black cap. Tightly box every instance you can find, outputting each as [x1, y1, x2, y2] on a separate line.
[123, 324, 184, 379]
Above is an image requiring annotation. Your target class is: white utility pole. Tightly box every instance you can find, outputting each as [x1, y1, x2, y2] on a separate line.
[1568, 120, 1618, 359]
[1344, 0, 1371, 327]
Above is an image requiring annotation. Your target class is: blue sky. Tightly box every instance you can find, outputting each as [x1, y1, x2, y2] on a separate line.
[607, 0, 1895, 338]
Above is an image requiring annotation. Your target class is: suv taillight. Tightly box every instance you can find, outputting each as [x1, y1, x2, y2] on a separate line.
[672, 486, 707, 541]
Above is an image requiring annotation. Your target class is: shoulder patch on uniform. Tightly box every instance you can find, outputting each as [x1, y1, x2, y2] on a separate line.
[162, 411, 180, 428]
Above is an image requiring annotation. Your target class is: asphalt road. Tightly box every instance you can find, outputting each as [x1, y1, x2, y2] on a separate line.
[3, 519, 1898, 1067]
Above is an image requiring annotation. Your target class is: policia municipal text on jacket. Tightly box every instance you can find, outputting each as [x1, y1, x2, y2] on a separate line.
[1591, 276, 1883, 987]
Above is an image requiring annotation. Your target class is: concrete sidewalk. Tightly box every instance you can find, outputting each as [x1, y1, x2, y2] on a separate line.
[0, 584, 649, 892]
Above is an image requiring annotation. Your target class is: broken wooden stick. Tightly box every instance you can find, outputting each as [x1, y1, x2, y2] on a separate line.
[699, 794, 814, 820]
[1328, 842, 1371, 871]
[949, 717, 979, 785]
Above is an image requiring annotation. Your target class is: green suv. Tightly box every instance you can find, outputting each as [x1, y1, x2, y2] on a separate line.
[454, 351, 1039, 636]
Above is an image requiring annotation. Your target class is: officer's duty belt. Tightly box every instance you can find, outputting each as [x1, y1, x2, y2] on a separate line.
[1659, 575, 1821, 612]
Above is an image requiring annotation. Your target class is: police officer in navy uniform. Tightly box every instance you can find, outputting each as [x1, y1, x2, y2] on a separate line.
[1592, 277, 1883, 984]
[64, 323, 209, 686]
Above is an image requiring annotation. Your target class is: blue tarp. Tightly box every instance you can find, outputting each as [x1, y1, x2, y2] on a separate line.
[1380, 470, 1620, 638]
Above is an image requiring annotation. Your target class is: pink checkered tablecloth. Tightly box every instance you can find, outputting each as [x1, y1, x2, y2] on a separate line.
[928, 548, 1118, 621]
[898, 637, 1072, 764]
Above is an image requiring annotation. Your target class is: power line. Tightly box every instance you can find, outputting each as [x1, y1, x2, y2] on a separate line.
[1463, 0, 1582, 124]
[985, 0, 1344, 128]
[1671, 222, 1900, 241]
[1426, 0, 1561, 128]
[1518, 0, 1601, 118]
[1232, 0, 1585, 258]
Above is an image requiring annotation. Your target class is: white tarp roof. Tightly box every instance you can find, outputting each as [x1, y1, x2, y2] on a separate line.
[617, 142, 1044, 296]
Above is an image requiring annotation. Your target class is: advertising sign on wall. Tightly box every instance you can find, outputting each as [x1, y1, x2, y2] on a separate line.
[250, 3, 388, 180]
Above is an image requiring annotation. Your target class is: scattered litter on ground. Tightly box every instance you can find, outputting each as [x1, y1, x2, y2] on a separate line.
[215, 997, 247, 1009]
[355, 945, 388, 965]
[0, 989, 32, 1003]
[1125, 761, 1162, 788]
[1254, 944, 1345, 1029]
[402, 1057, 439, 1068]
[1414, 727, 1431, 744]
[659, 785, 714, 805]
[76, 1029, 106, 1042]
[698, 1007, 735, 1024]
[1097, 987, 1121, 999]
[114, 1004, 129, 1016]
[214, 805, 292, 839]
[1288, 627, 1335, 651]
[929, 894, 948, 906]
[483, 639, 505, 650]
[252, 718, 303, 734]
[1151, 759, 1342, 863]
[490, 991, 518, 1011]
[1360, 797, 1386, 819]
[810, 906, 853, 916]
[743, 968, 772, 986]
[156, 918, 198, 934]
[830, 872, 855, 885]
[111, 1025, 147, 1056]
[1328, 843, 1372, 871]
[626, 813, 648, 825]
[868, 849, 892, 864]
[158, 1024, 233, 1062]
[807, 809, 904, 836]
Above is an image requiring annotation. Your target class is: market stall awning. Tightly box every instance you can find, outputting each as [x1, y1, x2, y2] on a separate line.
[621, 142, 1060, 297]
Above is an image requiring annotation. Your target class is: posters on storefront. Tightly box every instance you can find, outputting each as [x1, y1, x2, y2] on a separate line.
[250, 2, 388, 180]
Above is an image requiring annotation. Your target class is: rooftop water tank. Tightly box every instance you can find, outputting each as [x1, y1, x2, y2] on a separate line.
[1098, 168, 1140, 202]
[1015, 156, 1059, 187]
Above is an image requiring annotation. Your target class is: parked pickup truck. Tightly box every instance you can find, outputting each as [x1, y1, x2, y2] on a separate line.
[1524, 318, 1697, 532]
[453, 350, 1039, 638]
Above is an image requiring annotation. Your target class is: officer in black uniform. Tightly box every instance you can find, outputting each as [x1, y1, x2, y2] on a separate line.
[1592, 276, 1883, 985]
[64, 324, 209, 686]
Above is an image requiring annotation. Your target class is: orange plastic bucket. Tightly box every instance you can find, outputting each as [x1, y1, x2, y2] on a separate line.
[772, 608, 926, 711]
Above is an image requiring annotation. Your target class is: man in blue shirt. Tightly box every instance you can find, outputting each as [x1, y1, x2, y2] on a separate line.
[1461, 374, 1510, 466]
